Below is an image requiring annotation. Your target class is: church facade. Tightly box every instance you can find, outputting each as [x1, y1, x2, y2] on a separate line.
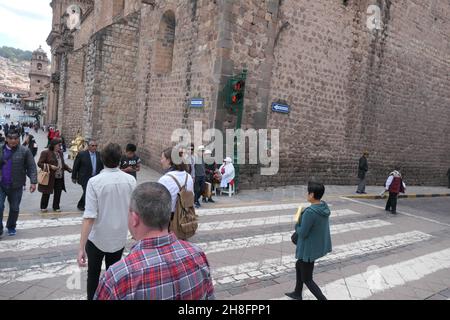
[46, 0, 450, 188]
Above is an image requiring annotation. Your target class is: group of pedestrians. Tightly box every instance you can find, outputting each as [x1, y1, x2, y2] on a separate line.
[1, 129, 449, 301]
[188, 144, 236, 208]
[356, 151, 408, 215]
[76, 143, 214, 300]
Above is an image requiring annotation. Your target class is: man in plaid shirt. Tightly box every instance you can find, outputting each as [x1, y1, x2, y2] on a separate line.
[94, 182, 215, 300]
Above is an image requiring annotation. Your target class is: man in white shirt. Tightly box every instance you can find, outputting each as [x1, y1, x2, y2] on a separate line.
[77, 143, 137, 300]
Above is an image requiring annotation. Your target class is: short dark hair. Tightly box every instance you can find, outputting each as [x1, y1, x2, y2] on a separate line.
[308, 181, 325, 200]
[130, 182, 172, 231]
[126, 144, 137, 153]
[6, 130, 19, 138]
[101, 143, 122, 168]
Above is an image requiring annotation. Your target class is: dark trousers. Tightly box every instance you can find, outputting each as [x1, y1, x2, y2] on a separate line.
[294, 260, 327, 300]
[0, 185, 23, 232]
[356, 177, 366, 193]
[385, 192, 398, 213]
[40, 179, 64, 210]
[85, 240, 124, 300]
[194, 176, 206, 203]
[77, 183, 88, 209]
[448, 177, 450, 188]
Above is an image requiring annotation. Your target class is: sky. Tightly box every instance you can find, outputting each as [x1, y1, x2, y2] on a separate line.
[0, 0, 52, 57]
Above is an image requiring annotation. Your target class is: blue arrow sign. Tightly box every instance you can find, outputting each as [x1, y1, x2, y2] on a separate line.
[190, 98, 204, 108]
[271, 102, 290, 114]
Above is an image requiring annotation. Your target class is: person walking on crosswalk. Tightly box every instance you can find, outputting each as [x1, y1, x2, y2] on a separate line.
[384, 170, 406, 215]
[77, 143, 137, 300]
[0, 130, 37, 237]
[286, 181, 332, 300]
[71, 140, 104, 211]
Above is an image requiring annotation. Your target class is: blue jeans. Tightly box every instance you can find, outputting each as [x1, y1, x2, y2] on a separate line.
[0, 184, 23, 233]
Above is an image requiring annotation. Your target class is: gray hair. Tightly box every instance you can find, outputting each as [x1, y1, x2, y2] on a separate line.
[130, 182, 172, 231]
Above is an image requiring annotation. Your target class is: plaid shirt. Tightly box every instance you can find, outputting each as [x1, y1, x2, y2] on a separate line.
[94, 233, 215, 300]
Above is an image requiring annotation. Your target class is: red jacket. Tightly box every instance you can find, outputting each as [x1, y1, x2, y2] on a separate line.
[389, 177, 405, 194]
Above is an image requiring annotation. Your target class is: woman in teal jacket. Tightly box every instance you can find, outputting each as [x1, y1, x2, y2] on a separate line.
[286, 181, 332, 300]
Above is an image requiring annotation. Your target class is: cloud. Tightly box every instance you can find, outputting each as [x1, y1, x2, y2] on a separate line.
[0, 0, 52, 57]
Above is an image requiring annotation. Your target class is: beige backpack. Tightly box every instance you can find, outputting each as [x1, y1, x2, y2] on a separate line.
[167, 173, 198, 240]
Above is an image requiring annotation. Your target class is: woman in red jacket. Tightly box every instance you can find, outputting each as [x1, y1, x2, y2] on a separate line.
[384, 170, 406, 215]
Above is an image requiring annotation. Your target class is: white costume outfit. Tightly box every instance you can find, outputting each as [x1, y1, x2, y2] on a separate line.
[219, 160, 235, 188]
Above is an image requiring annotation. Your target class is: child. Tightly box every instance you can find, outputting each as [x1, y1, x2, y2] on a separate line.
[120, 144, 141, 180]
[384, 170, 406, 214]
[285, 181, 332, 300]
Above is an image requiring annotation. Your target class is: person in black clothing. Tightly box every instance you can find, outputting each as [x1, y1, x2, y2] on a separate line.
[71, 140, 104, 211]
[447, 168, 450, 188]
[26, 135, 38, 157]
[356, 151, 369, 194]
[203, 150, 217, 203]
[0, 133, 5, 144]
[120, 144, 141, 179]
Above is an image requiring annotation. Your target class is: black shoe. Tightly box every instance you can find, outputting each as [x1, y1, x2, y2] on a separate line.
[77, 206, 85, 211]
[361, 192, 367, 194]
[391, 211, 397, 215]
[356, 191, 362, 194]
[285, 291, 302, 300]
[208, 198, 215, 203]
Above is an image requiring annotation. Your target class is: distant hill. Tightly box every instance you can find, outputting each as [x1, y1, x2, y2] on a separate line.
[0, 56, 30, 91]
[0, 46, 32, 63]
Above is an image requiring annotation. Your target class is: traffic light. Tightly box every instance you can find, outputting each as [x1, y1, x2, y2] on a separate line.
[227, 78, 246, 110]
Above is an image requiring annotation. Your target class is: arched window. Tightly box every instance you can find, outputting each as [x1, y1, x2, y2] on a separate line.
[154, 11, 176, 75]
[37, 63, 43, 70]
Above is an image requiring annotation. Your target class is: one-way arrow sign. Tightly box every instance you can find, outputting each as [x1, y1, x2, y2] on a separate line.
[271, 102, 290, 114]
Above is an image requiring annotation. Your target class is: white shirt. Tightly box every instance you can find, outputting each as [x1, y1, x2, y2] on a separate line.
[83, 167, 137, 253]
[158, 170, 194, 213]
[219, 163, 235, 188]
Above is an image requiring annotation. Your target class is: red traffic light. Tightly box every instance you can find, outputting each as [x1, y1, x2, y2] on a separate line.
[233, 81, 244, 91]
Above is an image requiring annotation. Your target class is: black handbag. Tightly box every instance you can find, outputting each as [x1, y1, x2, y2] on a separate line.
[291, 231, 298, 245]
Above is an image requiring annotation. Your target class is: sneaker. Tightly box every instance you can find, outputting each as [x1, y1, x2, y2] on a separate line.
[41, 209, 48, 213]
[285, 291, 302, 300]
[202, 198, 208, 203]
[208, 198, 215, 203]
[54, 209, 62, 213]
[195, 203, 201, 209]
[7, 228, 16, 236]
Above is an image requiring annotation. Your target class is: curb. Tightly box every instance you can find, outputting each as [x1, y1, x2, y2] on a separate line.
[344, 193, 450, 200]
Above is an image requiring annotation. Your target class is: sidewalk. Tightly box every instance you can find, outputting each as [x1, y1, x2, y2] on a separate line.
[9, 130, 450, 217]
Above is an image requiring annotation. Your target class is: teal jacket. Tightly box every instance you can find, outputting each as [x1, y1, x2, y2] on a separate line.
[295, 201, 332, 262]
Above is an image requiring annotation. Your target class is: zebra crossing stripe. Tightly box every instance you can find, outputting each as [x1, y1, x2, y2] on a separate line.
[279, 247, 450, 300]
[198, 209, 360, 232]
[16, 217, 83, 230]
[196, 203, 310, 217]
[198, 220, 391, 254]
[212, 231, 432, 284]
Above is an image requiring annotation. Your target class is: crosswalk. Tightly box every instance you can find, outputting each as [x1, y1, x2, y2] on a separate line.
[0, 201, 449, 300]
